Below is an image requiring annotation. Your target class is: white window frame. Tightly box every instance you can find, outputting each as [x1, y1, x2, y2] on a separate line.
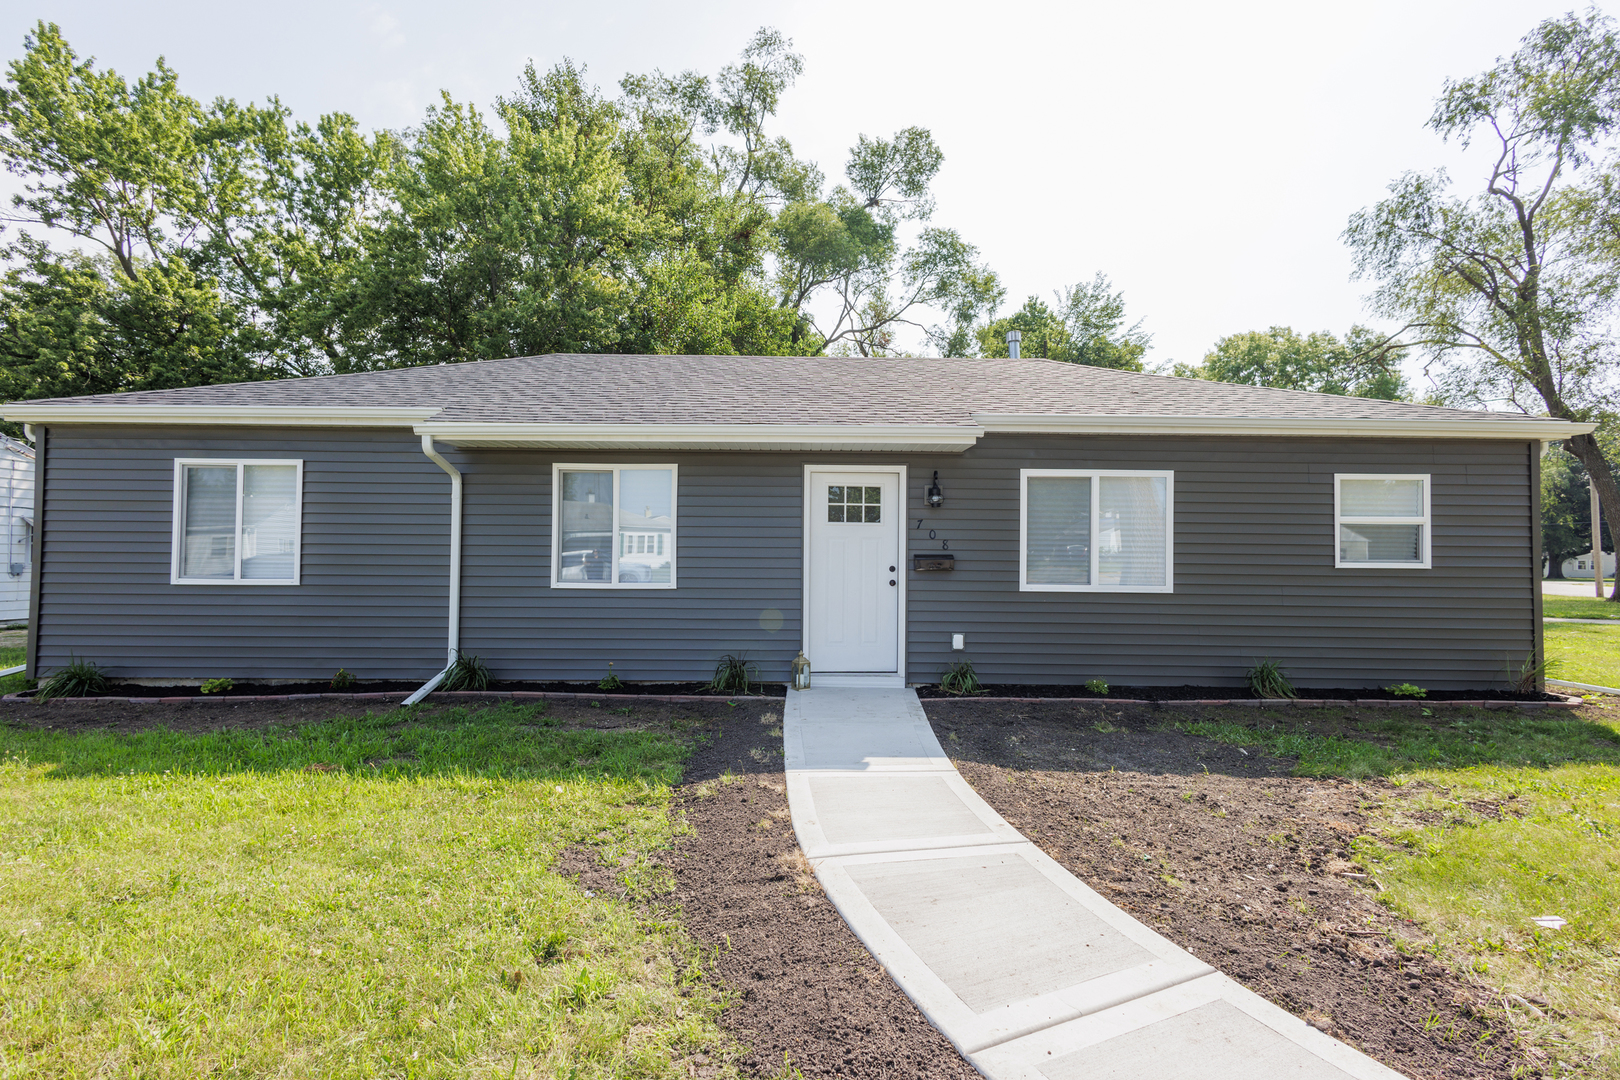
[170, 458, 304, 585]
[1018, 468, 1174, 593]
[1334, 473, 1431, 569]
[550, 463, 678, 590]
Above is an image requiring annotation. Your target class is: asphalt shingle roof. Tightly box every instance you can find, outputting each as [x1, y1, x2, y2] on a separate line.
[12, 353, 1533, 427]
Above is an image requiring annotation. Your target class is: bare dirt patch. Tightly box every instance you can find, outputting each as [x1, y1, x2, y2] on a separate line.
[668, 710, 979, 1080]
[925, 698, 1537, 1080]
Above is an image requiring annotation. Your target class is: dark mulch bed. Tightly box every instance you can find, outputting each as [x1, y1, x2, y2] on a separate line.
[913, 683, 1560, 702]
[26, 680, 789, 700]
[924, 698, 1539, 1080]
[667, 711, 980, 1080]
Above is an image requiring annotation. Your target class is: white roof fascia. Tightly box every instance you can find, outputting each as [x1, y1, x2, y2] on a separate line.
[414, 422, 985, 452]
[975, 413, 1597, 440]
[1, 405, 443, 427]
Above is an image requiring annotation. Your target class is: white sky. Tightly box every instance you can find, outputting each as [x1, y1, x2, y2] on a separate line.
[1, 0, 1600, 378]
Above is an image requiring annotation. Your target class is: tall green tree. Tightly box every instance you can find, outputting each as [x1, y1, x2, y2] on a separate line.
[1173, 325, 1409, 399]
[1344, 9, 1620, 597]
[1542, 446, 1611, 577]
[966, 274, 1151, 369]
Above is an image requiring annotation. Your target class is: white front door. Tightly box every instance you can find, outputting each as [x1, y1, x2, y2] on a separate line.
[807, 470, 901, 673]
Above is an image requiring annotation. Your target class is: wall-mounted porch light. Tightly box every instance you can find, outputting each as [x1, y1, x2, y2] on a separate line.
[926, 470, 944, 508]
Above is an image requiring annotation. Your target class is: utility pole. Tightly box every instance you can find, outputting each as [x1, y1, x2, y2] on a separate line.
[1593, 477, 1604, 599]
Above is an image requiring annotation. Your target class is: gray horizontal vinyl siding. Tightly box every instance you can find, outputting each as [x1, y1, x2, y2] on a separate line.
[35, 426, 449, 679]
[33, 428, 1536, 690]
[902, 435, 1536, 690]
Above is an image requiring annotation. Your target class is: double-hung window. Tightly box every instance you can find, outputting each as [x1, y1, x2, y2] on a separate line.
[171, 459, 303, 584]
[551, 464, 677, 588]
[1335, 474, 1430, 568]
[1020, 469, 1173, 592]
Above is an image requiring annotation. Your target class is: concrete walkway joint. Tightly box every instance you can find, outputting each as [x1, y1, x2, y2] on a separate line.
[784, 687, 1408, 1080]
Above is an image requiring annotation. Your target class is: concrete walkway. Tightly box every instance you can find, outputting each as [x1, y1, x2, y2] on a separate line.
[784, 687, 1406, 1080]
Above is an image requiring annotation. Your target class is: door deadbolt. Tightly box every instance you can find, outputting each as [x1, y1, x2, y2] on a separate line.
[889, 579, 896, 586]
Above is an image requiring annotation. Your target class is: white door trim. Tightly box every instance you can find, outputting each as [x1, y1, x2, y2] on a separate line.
[802, 464, 907, 684]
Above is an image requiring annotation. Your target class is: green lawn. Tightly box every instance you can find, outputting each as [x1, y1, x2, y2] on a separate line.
[0, 702, 732, 1079]
[1544, 594, 1620, 620]
[1545, 621, 1620, 688]
[0, 645, 23, 695]
[1180, 706, 1620, 1078]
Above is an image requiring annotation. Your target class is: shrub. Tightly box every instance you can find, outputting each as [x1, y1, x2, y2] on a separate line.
[940, 658, 984, 695]
[598, 662, 625, 692]
[36, 656, 108, 701]
[1083, 679, 1109, 695]
[199, 678, 235, 694]
[441, 651, 492, 692]
[708, 653, 758, 695]
[1511, 653, 1564, 695]
[1246, 659, 1296, 699]
[1385, 682, 1426, 698]
[330, 668, 356, 691]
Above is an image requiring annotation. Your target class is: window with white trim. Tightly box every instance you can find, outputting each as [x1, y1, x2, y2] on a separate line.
[1020, 469, 1173, 591]
[171, 459, 303, 584]
[1335, 474, 1431, 568]
[551, 465, 677, 588]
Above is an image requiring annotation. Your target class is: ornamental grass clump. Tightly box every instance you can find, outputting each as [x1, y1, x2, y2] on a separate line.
[708, 653, 758, 695]
[35, 656, 107, 701]
[441, 651, 492, 692]
[940, 658, 984, 695]
[1246, 658, 1296, 699]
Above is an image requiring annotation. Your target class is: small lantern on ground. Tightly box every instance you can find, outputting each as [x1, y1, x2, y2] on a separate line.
[791, 650, 811, 691]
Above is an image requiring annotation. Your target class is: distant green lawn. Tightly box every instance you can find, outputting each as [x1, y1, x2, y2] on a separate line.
[1544, 594, 1620, 620]
[1545, 621, 1620, 688]
[0, 645, 23, 694]
[0, 702, 729, 1079]
[1180, 705, 1620, 1078]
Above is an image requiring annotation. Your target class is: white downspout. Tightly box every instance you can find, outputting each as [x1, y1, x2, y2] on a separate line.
[404, 435, 462, 705]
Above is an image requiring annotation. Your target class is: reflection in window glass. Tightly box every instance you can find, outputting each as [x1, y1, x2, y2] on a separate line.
[1340, 479, 1422, 517]
[1340, 524, 1422, 563]
[1026, 477, 1091, 585]
[182, 466, 236, 579]
[242, 465, 299, 580]
[618, 468, 673, 583]
[559, 471, 614, 582]
[1098, 476, 1167, 586]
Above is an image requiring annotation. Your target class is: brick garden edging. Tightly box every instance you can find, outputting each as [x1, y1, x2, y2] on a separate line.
[0, 690, 1583, 708]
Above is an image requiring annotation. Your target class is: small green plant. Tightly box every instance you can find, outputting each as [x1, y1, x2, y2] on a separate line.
[708, 653, 759, 695]
[597, 662, 625, 692]
[939, 658, 984, 695]
[440, 651, 491, 692]
[1246, 658, 1296, 699]
[35, 656, 108, 701]
[330, 668, 356, 691]
[1084, 678, 1109, 695]
[199, 678, 235, 694]
[1385, 682, 1427, 698]
[1510, 652, 1564, 694]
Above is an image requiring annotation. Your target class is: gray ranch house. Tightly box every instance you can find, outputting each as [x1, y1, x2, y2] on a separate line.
[3, 354, 1589, 692]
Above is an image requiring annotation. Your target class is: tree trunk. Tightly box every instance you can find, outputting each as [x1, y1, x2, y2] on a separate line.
[1546, 554, 1566, 579]
[1562, 432, 1620, 600]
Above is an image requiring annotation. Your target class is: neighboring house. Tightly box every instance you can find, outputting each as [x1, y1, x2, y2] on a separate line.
[1558, 552, 1615, 579]
[0, 435, 34, 624]
[2, 354, 1590, 690]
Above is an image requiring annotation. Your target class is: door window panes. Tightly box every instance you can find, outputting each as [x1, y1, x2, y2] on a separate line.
[828, 484, 881, 523]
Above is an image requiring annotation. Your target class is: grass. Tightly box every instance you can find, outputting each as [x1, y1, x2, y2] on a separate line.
[0, 702, 733, 1079]
[1179, 705, 1620, 1077]
[1543, 595, 1620, 620]
[1545, 621, 1620, 688]
[0, 645, 24, 695]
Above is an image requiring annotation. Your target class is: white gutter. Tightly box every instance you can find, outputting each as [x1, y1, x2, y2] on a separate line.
[412, 422, 985, 452]
[974, 413, 1597, 440]
[1, 405, 441, 427]
[403, 435, 463, 706]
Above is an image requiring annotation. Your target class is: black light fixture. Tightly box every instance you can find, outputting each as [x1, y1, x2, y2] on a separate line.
[926, 470, 944, 508]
